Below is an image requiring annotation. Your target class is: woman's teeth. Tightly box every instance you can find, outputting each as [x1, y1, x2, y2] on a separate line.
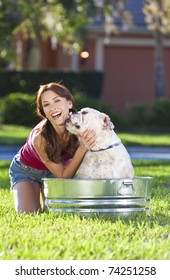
[52, 112, 61, 118]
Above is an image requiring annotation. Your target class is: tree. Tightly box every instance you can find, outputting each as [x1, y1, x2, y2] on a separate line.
[0, 0, 91, 68]
[143, 0, 170, 98]
[0, 0, 133, 69]
[0, 0, 22, 67]
[93, 0, 133, 42]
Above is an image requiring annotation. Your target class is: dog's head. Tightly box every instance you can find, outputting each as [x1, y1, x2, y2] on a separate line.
[65, 107, 114, 135]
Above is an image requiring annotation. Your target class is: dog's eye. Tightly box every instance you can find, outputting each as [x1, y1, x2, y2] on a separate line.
[82, 111, 88, 115]
[75, 124, 80, 129]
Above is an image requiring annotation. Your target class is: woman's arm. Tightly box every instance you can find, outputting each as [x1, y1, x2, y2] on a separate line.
[33, 129, 96, 178]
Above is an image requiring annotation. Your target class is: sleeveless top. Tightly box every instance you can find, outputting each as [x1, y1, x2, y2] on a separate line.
[19, 120, 72, 170]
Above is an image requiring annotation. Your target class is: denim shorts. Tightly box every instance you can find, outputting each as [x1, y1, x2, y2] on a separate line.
[9, 154, 55, 190]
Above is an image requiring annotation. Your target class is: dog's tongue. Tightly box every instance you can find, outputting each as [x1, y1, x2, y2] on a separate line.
[64, 111, 74, 124]
[64, 115, 71, 124]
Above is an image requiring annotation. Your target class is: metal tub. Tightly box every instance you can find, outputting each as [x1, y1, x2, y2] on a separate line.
[43, 177, 153, 215]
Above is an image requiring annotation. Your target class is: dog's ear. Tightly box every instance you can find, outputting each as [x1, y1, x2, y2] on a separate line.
[101, 113, 114, 130]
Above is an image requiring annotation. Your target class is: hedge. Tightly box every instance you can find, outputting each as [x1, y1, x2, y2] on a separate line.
[0, 70, 103, 99]
[1, 91, 170, 132]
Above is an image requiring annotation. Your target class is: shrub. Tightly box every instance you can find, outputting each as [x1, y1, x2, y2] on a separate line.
[1, 91, 123, 129]
[74, 92, 125, 130]
[127, 103, 150, 128]
[149, 98, 170, 129]
[1, 93, 39, 126]
[0, 99, 3, 124]
[2, 91, 170, 132]
[0, 70, 103, 99]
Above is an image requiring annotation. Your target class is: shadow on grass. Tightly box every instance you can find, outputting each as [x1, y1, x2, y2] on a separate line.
[0, 136, 26, 145]
[0, 160, 11, 168]
[45, 205, 170, 228]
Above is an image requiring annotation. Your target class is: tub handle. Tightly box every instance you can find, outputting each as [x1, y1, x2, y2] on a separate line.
[117, 179, 134, 196]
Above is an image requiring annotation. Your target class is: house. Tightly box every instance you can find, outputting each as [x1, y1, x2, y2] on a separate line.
[20, 0, 170, 114]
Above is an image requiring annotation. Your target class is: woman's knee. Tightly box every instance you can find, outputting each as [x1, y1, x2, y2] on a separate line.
[13, 182, 41, 213]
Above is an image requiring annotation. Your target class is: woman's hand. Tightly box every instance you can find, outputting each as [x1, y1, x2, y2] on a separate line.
[78, 129, 96, 151]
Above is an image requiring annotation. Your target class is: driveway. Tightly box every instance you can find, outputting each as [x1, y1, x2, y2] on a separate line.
[1, 145, 170, 160]
[127, 146, 170, 160]
[0, 145, 21, 160]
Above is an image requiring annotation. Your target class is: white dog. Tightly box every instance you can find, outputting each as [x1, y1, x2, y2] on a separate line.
[66, 107, 134, 179]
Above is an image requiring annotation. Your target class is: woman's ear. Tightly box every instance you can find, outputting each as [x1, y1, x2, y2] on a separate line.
[68, 100, 73, 109]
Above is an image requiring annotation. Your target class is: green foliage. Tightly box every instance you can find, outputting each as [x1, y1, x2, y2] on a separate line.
[0, 0, 134, 66]
[41, 0, 91, 52]
[0, 0, 92, 66]
[1, 92, 39, 126]
[74, 92, 124, 129]
[127, 103, 149, 128]
[0, 159, 170, 260]
[1, 90, 122, 128]
[127, 99, 170, 131]
[0, 1, 21, 64]
[149, 98, 170, 128]
[2, 90, 170, 131]
[143, 0, 170, 34]
[0, 70, 103, 99]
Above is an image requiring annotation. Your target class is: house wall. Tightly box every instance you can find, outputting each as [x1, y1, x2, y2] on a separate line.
[79, 39, 96, 70]
[22, 34, 170, 114]
[40, 40, 71, 69]
[102, 44, 155, 114]
[77, 35, 170, 114]
[40, 39, 57, 69]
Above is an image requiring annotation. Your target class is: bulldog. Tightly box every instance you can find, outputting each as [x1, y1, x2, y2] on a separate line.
[66, 107, 134, 179]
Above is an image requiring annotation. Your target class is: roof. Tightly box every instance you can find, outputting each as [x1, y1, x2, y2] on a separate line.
[126, 0, 146, 28]
[90, 0, 147, 31]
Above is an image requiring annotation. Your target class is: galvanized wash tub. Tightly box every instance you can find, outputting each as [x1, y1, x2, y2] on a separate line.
[43, 177, 153, 215]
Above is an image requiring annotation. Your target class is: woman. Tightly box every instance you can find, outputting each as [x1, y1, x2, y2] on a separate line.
[9, 82, 96, 213]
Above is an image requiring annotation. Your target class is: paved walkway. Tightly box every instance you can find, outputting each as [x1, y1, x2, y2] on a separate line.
[127, 146, 170, 160]
[0, 145, 21, 160]
[1, 145, 170, 160]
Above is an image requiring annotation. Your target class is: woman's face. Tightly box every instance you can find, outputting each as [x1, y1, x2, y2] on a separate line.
[41, 90, 73, 126]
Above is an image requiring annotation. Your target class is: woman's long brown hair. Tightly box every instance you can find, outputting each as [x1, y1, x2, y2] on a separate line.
[36, 82, 78, 163]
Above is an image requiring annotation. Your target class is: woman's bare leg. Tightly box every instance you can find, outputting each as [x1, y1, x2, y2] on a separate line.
[13, 181, 41, 213]
[40, 187, 47, 211]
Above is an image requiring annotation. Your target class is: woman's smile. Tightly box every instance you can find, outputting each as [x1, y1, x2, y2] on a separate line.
[41, 90, 72, 125]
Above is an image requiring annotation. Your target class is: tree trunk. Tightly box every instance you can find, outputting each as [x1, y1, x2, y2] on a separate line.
[154, 29, 164, 99]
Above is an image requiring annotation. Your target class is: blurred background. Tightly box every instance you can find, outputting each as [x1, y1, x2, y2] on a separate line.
[1, 0, 170, 131]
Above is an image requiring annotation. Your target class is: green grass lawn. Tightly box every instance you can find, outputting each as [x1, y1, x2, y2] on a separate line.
[0, 124, 31, 145]
[0, 125, 170, 260]
[119, 132, 170, 147]
[0, 159, 170, 260]
[1, 124, 170, 146]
